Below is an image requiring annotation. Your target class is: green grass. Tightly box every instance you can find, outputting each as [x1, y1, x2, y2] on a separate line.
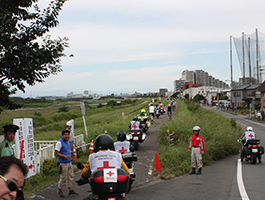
[154, 99, 243, 178]
[0, 97, 161, 198]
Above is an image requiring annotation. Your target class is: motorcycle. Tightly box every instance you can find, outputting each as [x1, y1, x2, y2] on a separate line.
[159, 107, 165, 115]
[155, 110, 160, 119]
[121, 152, 137, 192]
[139, 117, 150, 133]
[238, 138, 264, 164]
[76, 164, 130, 200]
[126, 130, 146, 150]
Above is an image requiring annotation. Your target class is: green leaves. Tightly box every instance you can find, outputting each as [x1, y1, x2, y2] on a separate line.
[0, 0, 69, 112]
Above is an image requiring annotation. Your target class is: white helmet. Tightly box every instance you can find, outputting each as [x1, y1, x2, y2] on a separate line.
[246, 126, 253, 131]
[193, 126, 201, 132]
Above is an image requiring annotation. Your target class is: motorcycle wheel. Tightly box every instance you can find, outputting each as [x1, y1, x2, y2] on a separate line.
[251, 154, 257, 164]
[134, 142, 139, 150]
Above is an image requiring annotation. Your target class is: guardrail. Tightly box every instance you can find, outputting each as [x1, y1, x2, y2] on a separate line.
[13, 134, 84, 173]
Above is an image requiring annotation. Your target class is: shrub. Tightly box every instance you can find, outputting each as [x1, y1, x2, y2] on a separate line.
[230, 118, 237, 127]
[58, 106, 69, 112]
[42, 158, 59, 176]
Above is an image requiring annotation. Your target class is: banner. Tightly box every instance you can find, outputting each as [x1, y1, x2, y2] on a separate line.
[14, 118, 37, 178]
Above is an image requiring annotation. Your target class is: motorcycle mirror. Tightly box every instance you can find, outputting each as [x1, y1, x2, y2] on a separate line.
[237, 139, 242, 143]
[76, 162, 84, 170]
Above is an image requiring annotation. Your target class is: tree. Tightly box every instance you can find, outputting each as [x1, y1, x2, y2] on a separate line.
[0, 0, 69, 112]
[193, 94, 206, 102]
[184, 94, 189, 99]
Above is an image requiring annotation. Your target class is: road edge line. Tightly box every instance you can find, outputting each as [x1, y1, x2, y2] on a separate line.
[237, 159, 250, 200]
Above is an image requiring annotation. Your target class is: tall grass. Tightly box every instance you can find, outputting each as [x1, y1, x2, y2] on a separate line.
[154, 99, 242, 178]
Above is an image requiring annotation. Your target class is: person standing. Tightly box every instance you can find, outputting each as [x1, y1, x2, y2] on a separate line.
[0, 156, 28, 200]
[188, 126, 205, 175]
[55, 130, 78, 198]
[0, 125, 19, 157]
[66, 120, 75, 152]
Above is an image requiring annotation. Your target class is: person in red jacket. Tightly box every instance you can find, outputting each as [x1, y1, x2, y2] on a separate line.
[188, 126, 205, 175]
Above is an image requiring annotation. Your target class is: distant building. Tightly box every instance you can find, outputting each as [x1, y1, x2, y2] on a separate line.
[159, 88, 168, 97]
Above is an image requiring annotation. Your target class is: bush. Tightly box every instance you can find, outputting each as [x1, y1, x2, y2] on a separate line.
[230, 118, 237, 128]
[58, 106, 69, 112]
[42, 158, 59, 176]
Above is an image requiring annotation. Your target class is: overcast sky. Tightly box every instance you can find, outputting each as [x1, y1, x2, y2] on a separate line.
[15, 0, 265, 97]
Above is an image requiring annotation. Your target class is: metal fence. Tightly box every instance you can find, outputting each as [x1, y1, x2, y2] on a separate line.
[13, 134, 84, 173]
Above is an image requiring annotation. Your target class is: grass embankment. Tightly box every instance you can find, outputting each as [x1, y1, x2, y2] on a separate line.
[154, 99, 242, 179]
[0, 97, 163, 198]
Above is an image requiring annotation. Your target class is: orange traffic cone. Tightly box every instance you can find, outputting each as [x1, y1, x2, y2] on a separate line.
[72, 144, 77, 162]
[89, 140, 94, 154]
[154, 152, 162, 171]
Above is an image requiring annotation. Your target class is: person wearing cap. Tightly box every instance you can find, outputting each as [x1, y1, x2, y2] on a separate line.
[66, 120, 75, 152]
[0, 156, 28, 200]
[188, 126, 205, 175]
[55, 129, 78, 198]
[0, 125, 19, 157]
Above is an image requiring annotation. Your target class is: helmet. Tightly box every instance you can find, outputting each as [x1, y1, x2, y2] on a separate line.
[246, 126, 253, 131]
[193, 126, 201, 132]
[156, 104, 158, 107]
[133, 115, 138, 120]
[117, 131, 126, 141]
[94, 134, 114, 152]
[141, 109, 146, 113]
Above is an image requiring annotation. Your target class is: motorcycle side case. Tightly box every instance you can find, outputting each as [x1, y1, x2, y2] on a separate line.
[242, 146, 251, 155]
[89, 169, 129, 195]
[259, 146, 264, 154]
[122, 152, 138, 162]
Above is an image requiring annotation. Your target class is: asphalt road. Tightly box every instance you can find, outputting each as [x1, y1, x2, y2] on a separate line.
[28, 106, 265, 200]
[27, 110, 170, 200]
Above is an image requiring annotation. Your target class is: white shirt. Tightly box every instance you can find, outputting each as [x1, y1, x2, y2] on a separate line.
[130, 121, 141, 130]
[89, 150, 122, 173]
[244, 131, 255, 141]
[149, 106, 155, 113]
[114, 141, 130, 153]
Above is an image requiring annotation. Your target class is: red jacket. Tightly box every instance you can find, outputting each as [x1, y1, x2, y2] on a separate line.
[189, 134, 205, 151]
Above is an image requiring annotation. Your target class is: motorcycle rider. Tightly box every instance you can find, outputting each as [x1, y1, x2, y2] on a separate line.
[188, 126, 205, 175]
[114, 131, 132, 153]
[78, 134, 130, 183]
[138, 109, 150, 129]
[128, 115, 142, 131]
[159, 102, 164, 114]
[241, 126, 256, 145]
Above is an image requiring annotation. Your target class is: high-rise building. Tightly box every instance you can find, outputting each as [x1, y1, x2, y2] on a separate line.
[181, 70, 195, 83]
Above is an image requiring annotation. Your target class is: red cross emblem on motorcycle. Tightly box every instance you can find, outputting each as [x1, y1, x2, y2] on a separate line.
[97, 161, 115, 170]
[133, 124, 138, 129]
[119, 147, 127, 153]
[249, 133, 254, 138]
[106, 170, 115, 177]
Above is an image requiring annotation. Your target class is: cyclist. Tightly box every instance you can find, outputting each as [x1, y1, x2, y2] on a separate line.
[167, 104, 172, 118]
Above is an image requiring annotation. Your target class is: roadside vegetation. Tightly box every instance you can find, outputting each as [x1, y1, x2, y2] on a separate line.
[0, 97, 164, 198]
[154, 99, 243, 179]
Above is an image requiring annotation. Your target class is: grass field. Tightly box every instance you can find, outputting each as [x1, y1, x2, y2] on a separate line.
[154, 99, 242, 178]
[1, 98, 242, 196]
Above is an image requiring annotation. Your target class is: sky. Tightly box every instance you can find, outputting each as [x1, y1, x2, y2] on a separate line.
[14, 0, 265, 98]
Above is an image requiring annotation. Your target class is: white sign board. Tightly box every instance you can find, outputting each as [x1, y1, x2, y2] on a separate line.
[13, 118, 37, 178]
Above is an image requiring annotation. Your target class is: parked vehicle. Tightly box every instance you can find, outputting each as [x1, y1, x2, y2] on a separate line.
[238, 138, 264, 164]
